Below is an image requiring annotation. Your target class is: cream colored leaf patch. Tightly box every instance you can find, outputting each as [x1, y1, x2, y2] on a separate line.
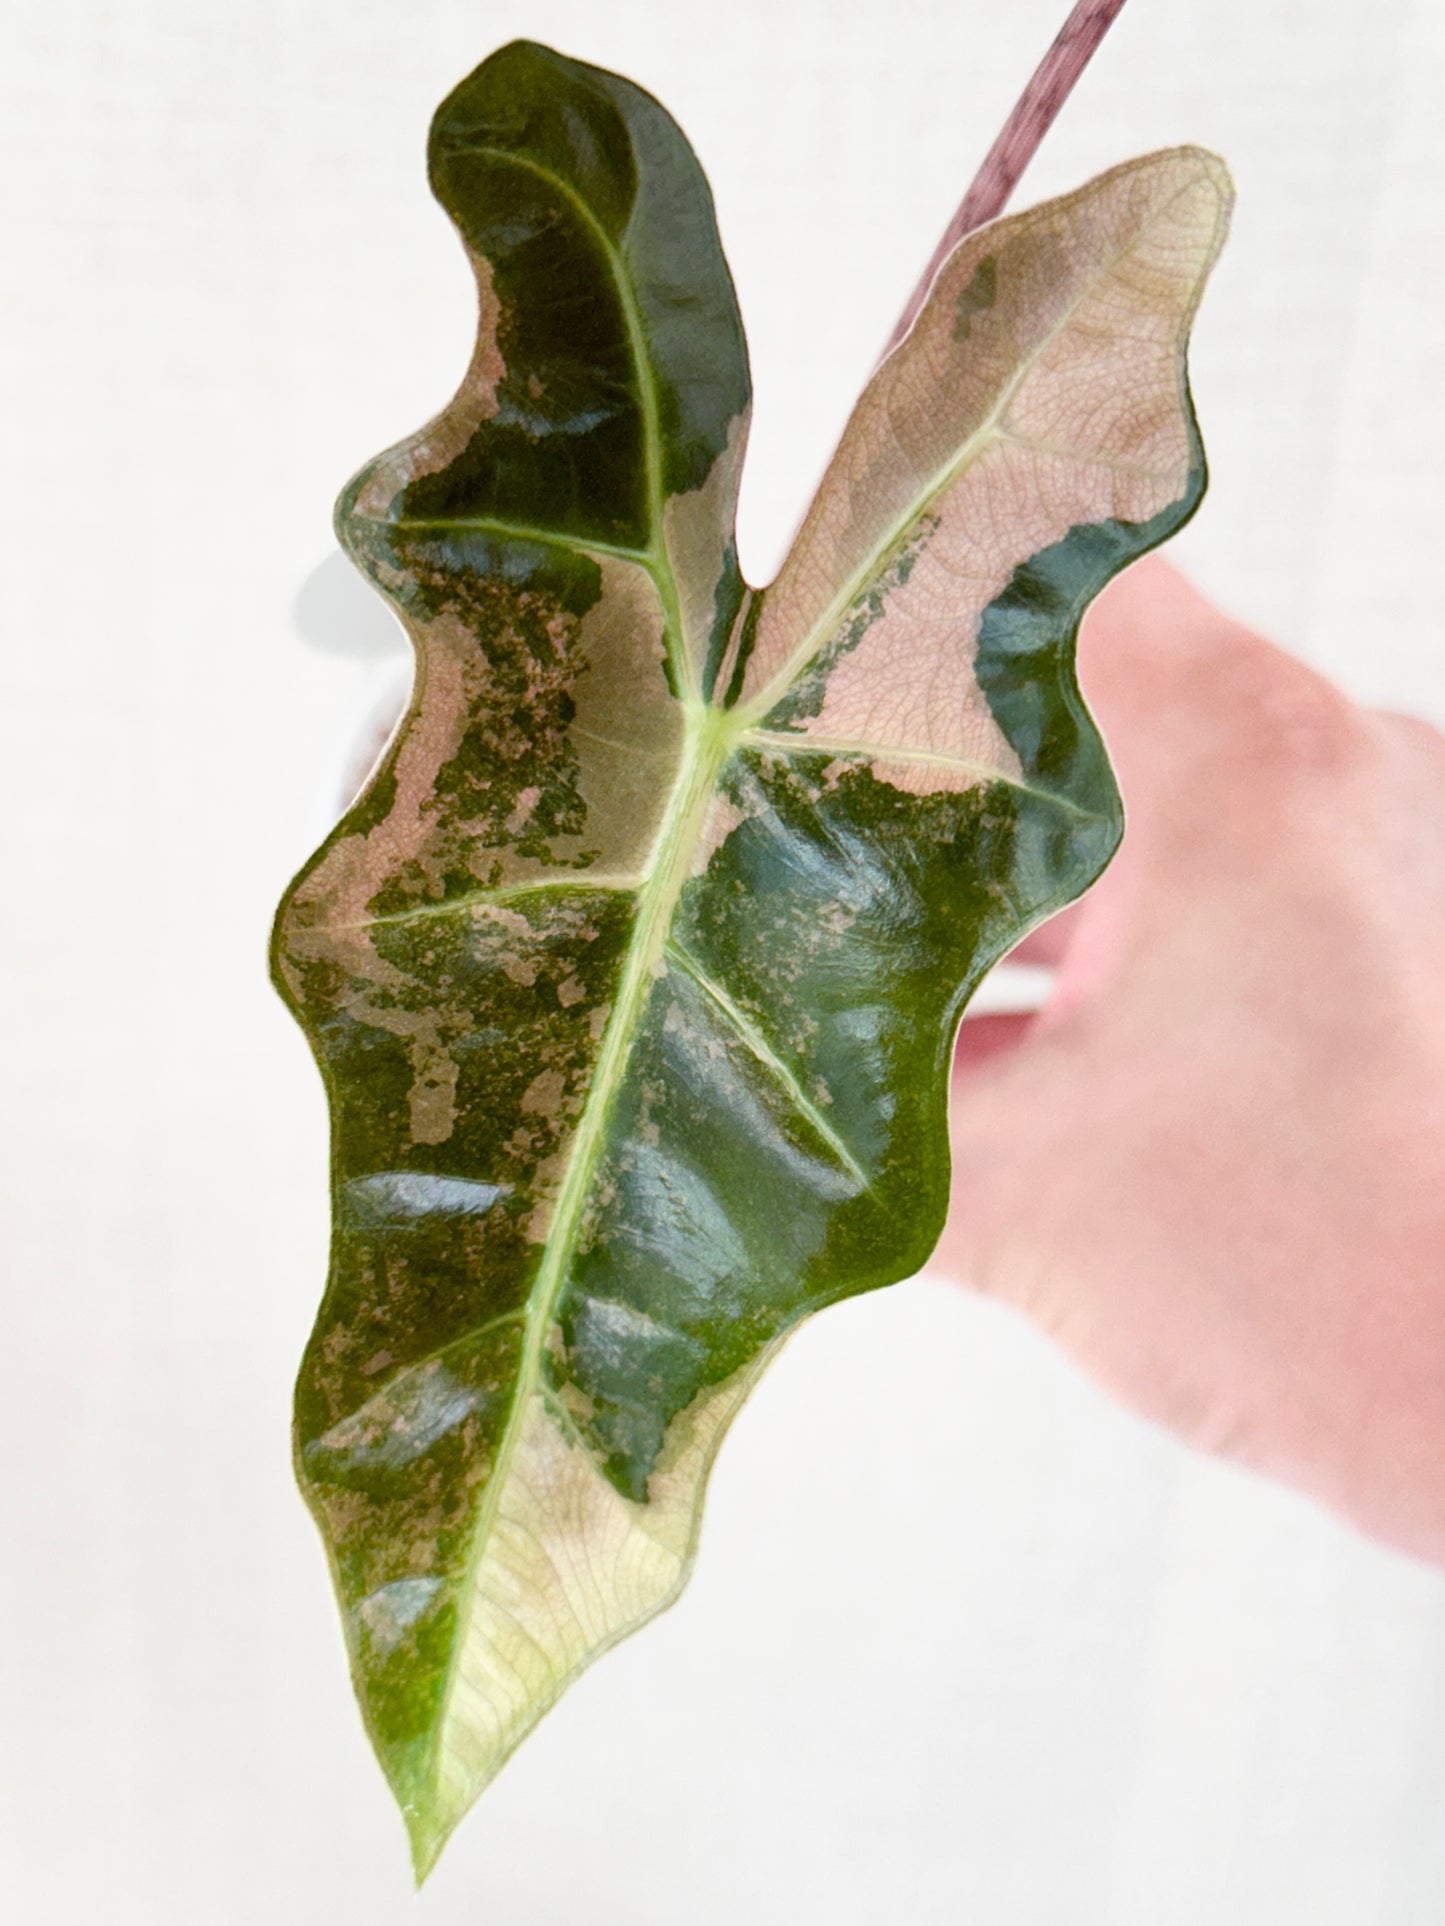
[412, 1358, 765, 1874]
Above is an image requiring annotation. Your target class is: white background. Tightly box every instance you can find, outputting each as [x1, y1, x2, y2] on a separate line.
[4, 1, 1445, 1920]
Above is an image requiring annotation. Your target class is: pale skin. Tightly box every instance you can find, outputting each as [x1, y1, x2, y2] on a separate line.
[938, 556, 1445, 1566]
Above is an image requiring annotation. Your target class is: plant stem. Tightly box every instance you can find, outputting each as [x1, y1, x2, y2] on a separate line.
[884, 0, 1131, 353]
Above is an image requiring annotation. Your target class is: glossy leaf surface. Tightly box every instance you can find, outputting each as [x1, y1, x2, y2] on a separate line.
[272, 39, 1230, 1875]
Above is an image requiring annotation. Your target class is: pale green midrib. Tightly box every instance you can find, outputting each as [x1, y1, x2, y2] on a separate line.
[663, 939, 869, 1188]
[733, 221, 1185, 727]
[743, 729, 1092, 820]
[421, 712, 731, 1809]
[463, 144, 694, 705]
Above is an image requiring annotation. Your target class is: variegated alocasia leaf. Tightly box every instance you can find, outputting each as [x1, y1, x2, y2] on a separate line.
[273, 38, 1231, 1876]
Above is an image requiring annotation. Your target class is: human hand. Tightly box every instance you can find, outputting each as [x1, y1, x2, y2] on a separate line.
[937, 557, 1445, 1564]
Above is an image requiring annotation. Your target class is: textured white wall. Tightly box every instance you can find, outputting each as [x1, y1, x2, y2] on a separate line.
[4, 2, 1444, 1921]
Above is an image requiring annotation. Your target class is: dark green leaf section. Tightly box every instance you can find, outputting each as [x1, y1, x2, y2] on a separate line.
[407, 40, 749, 544]
[975, 450, 1208, 794]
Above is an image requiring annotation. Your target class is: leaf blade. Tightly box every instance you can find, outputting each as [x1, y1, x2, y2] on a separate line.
[273, 45, 1231, 1874]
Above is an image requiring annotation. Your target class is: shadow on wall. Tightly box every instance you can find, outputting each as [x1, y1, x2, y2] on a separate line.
[293, 550, 408, 663]
[293, 551, 411, 815]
